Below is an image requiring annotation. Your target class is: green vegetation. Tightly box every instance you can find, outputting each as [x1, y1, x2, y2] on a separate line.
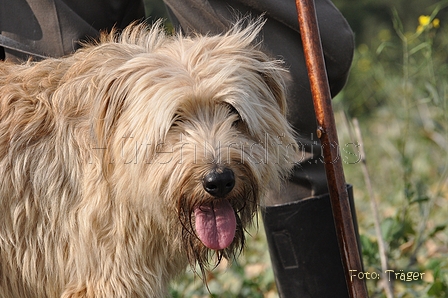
[335, 2, 448, 297]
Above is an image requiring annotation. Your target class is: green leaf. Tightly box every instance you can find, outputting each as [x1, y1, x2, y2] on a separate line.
[427, 280, 446, 296]
[409, 42, 431, 55]
[428, 224, 447, 238]
[409, 196, 430, 205]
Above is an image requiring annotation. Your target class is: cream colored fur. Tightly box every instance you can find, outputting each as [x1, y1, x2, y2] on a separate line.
[0, 19, 297, 297]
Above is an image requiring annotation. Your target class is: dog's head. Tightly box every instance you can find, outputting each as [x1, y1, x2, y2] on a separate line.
[86, 19, 297, 273]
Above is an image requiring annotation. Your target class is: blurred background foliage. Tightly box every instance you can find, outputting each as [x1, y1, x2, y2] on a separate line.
[333, 0, 448, 117]
[333, 0, 447, 45]
[143, 0, 448, 297]
[333, 1, 448, 297]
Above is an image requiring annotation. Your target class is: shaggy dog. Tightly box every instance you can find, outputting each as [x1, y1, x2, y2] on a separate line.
[0, 20, 297, 297]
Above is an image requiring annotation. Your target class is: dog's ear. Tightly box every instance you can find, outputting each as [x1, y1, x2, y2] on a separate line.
[91, 76, 128, 147]
[227, 17, 290, 116]
[259, 65, 290, 116]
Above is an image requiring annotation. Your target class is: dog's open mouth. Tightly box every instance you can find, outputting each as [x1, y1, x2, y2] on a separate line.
[194, 200, 236, 250]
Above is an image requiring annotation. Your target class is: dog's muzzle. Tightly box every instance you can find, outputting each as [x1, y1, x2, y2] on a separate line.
[194, 167, 237, 250]
[202, 168, 235, 198]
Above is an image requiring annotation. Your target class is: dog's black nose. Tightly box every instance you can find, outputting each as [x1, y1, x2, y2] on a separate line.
[202, 168, 235, 198]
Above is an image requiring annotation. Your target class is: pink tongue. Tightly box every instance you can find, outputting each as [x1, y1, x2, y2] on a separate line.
[194, 200, 236, 250]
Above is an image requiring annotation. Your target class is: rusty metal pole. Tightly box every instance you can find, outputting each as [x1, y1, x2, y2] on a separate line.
[295, 0, 369, 297]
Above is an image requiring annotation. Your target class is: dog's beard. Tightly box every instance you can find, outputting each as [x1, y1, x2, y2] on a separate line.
[177, 170, 259, 277]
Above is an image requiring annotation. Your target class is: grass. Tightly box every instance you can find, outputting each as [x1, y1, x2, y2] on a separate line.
[334, 5, 448, 297]
[169, 4, 448, 297]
